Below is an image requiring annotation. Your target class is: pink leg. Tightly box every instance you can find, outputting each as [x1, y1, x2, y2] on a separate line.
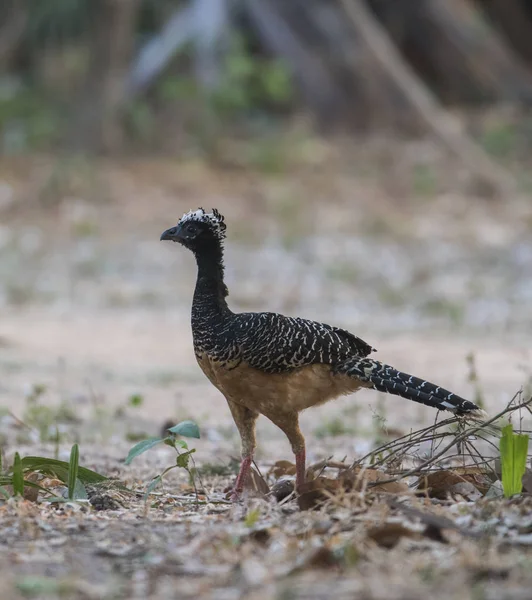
[295, 449, 306, 490]
[230, 455, 253, 501]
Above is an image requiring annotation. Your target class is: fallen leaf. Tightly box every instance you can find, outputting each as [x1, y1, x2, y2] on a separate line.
[298, 478, 340, 510]
[269, 460, 296, 479]
[244, 466, 270, 497]
[367, 523, 418, 548]
[417, 470, 485, 501]
[340, 468, 410, 494]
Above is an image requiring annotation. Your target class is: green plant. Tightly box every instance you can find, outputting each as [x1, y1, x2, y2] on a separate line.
[125, 420, 201, 501]
[244, 508, 260, 528]
[499, 423, 529, 498]
[0, 445, 107, 501]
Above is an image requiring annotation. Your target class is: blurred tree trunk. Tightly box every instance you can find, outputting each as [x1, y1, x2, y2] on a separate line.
[479, 0, 532, 65]
[371, 0, 532, 104]
[0, 0, 28, 70]
[68, 0, 141, 153]
[245, 0, 349, 126]
[340, 0, 516, 196]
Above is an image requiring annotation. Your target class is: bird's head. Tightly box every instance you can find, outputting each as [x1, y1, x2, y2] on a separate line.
[160, 208, 226, 252]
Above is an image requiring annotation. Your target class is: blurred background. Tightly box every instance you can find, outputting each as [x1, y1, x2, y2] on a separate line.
[0, 0, 531, 461]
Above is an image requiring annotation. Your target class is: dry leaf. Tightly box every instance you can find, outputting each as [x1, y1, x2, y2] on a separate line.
[367, 523, 418, 548]
[244, 466, 270, 497]
[269, 460, 296, 479]
[417, 470, 485, 500]
[340, 467, 410, 494]
[298, 478, 340, 510]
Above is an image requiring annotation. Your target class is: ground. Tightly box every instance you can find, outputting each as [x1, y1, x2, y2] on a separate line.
[0, 143, 531, 599]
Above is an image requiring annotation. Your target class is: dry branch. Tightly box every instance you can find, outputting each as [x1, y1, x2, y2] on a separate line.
[339, 0, 517, 196]
[349, 392, 532, 489]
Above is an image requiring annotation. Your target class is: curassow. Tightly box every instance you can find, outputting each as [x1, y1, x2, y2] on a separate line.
[160, 208, 481, 500]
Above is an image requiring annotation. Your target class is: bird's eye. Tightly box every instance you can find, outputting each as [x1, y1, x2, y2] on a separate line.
[186, 224, 198, 234]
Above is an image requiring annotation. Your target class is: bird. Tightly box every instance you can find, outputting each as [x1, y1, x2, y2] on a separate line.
[160, 208, 481, 500]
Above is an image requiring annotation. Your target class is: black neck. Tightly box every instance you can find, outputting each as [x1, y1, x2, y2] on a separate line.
[192, 240, 229, 315]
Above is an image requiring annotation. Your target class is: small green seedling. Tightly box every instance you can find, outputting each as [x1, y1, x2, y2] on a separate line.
[499, 424, 530, 498]
[0, 446, 107, 502]
[128, 394, 144, 408]
[12, 453, 24, 497]
[125, 420, 201, 501]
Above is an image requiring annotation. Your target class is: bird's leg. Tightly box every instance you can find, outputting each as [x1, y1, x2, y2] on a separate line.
[227, 400, 258, 501]
[265, 411, 306, 493]
[231, 455, 253, 501]
[294, 448, 306, 490]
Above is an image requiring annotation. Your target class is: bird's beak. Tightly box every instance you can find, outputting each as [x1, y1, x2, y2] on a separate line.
[160, 226, 179, 241]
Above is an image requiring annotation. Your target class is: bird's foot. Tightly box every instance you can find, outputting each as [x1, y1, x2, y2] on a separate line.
[229, 455, 253, 502]
[229, 489, 242, 502]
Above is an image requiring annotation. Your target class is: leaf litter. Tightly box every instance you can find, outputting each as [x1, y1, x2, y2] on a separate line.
[2, 396, 532, 598]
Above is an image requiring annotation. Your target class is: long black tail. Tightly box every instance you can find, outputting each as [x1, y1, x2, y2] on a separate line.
[337, 358, 480, 415]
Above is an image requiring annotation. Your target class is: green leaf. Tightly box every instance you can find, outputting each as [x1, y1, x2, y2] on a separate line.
[144, 475, 163, 501]
[168, 420, 200, 439]
[72, 479, 88, 500]
[12, 453, 24, 496]
[244, 508, 260, 528]
[129, 394, 144, 408]
[163, 437, 188, 450]
[20, 457, 107, 484]
[16, 575, 63, 596]
[0, 486, 10, 499]
[124, 438, 163, 465]
[68, 444, 79, 500]
[176, 449, 195, 469]
[500, 423, 530, 498]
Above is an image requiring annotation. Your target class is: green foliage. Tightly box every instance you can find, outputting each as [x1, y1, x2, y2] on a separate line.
[0, 446, 106, 501]
[125, 438, 164, 465]
[128, 394, 144, 408]
[16, 575, 69, 597]
[12, 453, 24, 497]
[21, 382, 78, 444]
[211, 35, 293, 116]
[0, 86, 62, 153]
[67, 443, 80, 500]
[20, 456, 106, 485]
[124, 420, 201, 502]
[167, 420, 200, 438]
[499, 424, 529, 498]
[244, 508, 260, 528]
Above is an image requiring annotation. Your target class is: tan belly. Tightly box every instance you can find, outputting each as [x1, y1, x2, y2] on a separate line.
[196, 353, 365, 414]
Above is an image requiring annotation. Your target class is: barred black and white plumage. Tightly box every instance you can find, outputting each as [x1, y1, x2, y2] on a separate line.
[161, 208, 482, 500]
[334, 357, 478, 414]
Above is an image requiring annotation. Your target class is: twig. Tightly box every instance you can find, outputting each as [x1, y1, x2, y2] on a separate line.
[367, 393, 531, 488]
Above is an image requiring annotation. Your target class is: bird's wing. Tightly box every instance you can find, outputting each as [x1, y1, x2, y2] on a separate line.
[233, 312, 374, 373]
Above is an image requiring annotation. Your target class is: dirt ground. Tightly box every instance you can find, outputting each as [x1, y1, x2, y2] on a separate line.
[1, 146, 532, 599]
